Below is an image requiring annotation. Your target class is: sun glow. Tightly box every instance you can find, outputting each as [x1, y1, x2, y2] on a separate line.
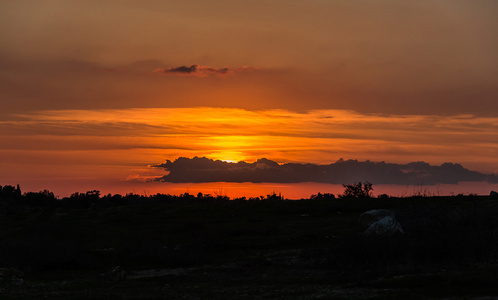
[203, 136, 251, 162]
[202, 136, 256, 149]
[4, 107, 498, 197]
[207, 151, 246, 163]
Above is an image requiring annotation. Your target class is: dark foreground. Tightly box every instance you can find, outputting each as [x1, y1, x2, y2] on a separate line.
[2, 194, 498, 299]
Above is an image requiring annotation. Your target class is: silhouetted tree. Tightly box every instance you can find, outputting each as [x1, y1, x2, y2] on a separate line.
[23, 189, 56, 207]
[0, 184, 23, 214]
[340, 181, 373, 198]
[15, 184, 21, 197]
[67, 190, 101, 208]
[264, 192, 283, 201]
[310, 192, 335, 200]
[1, 185, 20, 200]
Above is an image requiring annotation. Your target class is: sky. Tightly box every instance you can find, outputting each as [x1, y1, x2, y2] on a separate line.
[1, 1, 498, 197]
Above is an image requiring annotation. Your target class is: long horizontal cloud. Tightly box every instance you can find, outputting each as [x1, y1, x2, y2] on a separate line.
[154, 157, 498, 185]
[154, 64, 257, 77]
[153, 157, 498, 185]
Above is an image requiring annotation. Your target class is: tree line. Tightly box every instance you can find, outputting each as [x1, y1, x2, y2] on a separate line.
[0, 182, 375, 213]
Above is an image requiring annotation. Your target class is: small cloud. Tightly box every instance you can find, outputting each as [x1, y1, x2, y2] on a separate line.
[154, 64, 258, 77]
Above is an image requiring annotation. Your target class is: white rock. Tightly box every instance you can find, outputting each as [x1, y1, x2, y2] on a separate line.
[359, 209, 395, 226]
[365, 216, 404, 236]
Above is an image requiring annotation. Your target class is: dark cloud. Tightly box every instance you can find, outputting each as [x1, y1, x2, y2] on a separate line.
[153, 157, 498, 185]
[154, 64, 257, 77]
[168, 65, 199, 74]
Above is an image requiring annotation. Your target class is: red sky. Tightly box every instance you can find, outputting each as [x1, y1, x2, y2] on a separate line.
[1, 1, 498, 197]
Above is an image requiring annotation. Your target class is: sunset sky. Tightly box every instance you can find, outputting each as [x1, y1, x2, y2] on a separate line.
[1, 1, 498, 197]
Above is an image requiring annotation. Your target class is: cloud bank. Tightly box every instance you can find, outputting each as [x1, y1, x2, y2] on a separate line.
[153, 157, 498, 185]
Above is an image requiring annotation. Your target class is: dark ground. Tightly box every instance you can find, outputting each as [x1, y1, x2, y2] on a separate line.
[1, 194, 498, 299]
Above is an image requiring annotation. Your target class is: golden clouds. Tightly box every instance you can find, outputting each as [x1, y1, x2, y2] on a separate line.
[4, 108, 498, 171]
[3, 107, 498, 196]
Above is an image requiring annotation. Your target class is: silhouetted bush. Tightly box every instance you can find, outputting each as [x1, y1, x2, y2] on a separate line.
[310, 192, 335, 200]
[340, 181, 373, 198]
[23, 190, 57, 208]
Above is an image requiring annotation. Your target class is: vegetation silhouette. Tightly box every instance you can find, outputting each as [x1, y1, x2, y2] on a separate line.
[0, 185, 291, 212]
[2, 184, 498, 298]
[340, 181, 373, 198]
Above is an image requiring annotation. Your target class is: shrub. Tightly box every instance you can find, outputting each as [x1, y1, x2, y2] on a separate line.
[340, 181, 373, 198]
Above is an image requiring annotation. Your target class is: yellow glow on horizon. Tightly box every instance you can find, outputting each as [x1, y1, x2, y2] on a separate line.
[202, 136, 255, 149]
[207, 151, 246, 163]
[201, 136, 252, 163]
[4, 106, 498, 196]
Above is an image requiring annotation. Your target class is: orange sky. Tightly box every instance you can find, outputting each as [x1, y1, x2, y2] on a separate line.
[1, 1, 498, 197]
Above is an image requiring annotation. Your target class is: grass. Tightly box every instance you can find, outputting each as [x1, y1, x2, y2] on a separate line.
[1, 195, 498, 298]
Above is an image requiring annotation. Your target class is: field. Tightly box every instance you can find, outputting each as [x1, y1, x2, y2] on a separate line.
[1, 192, 498, 299]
